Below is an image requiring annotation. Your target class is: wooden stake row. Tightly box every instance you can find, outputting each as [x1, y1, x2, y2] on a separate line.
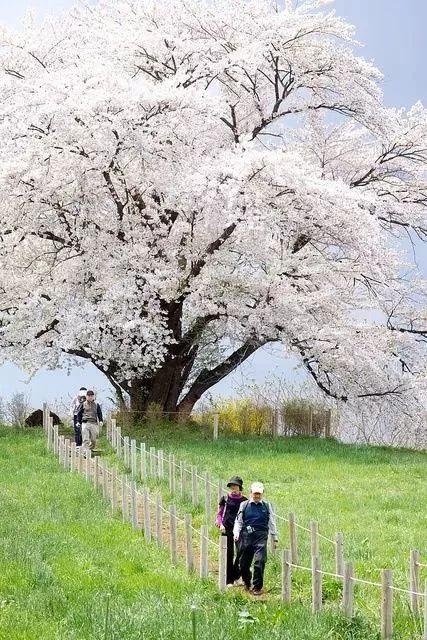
[48, 415, 426, 640]
[45, 420, 225, 591]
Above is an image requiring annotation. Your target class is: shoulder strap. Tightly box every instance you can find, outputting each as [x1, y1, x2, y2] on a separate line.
[240, 499, 250, 518]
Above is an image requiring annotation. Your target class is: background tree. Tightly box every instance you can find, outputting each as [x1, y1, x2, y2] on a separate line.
[0, 0, 425, 424]
[4, 393, 30, 428]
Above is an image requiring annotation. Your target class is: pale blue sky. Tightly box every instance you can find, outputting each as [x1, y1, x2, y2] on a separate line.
[0, 0, 426, 408]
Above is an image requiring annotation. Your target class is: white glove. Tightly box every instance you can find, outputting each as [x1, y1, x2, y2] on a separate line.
[99, 421, 103, 428]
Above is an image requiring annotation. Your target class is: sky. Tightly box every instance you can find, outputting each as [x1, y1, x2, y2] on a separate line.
[0, 0, 426, 409]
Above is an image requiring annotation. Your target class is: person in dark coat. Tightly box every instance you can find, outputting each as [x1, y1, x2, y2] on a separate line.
[215, 476, 247, 586]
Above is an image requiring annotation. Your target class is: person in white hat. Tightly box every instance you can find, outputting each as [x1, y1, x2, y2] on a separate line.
[70, 387, 87, 446]
[233, 481, 278, 595]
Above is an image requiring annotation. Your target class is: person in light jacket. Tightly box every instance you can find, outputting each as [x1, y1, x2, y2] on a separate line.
[233, 482, 278, 595]
[76, 390, 103, 454]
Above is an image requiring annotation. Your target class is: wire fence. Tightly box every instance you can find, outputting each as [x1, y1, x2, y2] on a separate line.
[42, 407, 427, 640]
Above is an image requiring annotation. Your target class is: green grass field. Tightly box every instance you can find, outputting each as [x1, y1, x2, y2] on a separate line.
[118, 420, 427, 638]
[0, 425, 425, 639]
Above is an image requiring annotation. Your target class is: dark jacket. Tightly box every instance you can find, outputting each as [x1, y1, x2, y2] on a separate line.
[216, 493, 247, 532]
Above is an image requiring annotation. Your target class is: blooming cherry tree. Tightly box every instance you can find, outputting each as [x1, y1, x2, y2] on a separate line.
[0, 0, 425, 425]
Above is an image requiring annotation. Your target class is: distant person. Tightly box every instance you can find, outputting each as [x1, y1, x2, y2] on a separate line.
[233, 482, 278, 595]
[215, 476, 247, 586]
[70, 387, 87, 446]
[76, 390, 103, 454]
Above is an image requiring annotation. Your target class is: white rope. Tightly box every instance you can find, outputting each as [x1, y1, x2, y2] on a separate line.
[289, 563, 312, 572]
[318, 532, 337, 544]
[350, 577, 382, 588]
[319, 570, 343, 579]
[390, 585, 425, 596]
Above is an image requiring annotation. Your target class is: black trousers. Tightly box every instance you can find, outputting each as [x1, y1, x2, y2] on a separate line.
[223, 531, 241, 584]
[73, 415, 82, 446]
[239, 530, 268, 590]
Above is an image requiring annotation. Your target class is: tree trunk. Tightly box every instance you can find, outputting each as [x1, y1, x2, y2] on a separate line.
[113, 341, 266, 424]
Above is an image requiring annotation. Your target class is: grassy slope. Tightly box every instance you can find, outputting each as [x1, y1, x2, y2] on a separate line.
[121, 421, 427, 637]
[0, 426, 385, 640]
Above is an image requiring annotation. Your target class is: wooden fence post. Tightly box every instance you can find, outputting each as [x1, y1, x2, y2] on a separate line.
[85, 450, 91, 482]
[131, 439, 137, 478]
[70, 442, 76, 472]
[410, 549, 420, 614]
[312, 555, 322, 613]
[184, 514, 194, 572]
[143, 489, 151, 542]
[282, 549, 291, 603]
[123, 436, 129, 468]
[308, 406, 313, 435]
[111, 418, 116, 447]
[111, 467, 117, 512]
[191, 466, 199, 506]
[169, 504, 178, 565]
[78, 445, 83, 475]
[57, 435, 62, 463]
[130, 481, 138, 530]
[342, 562, 354, 618]
[140, 443, 147, 481]
[200, 525, 209, 578]
[213, 414, 219, 440]
[381, 569, 393, 640]
[218, 535, 227, 591]
[180, 461, 185, 498]
[116, 426, 122, 457]
[94, 455, 99, 489]
[204, 472, 211, 522]
[217, 480, 223, 506]
[289, 512, 299, 564]
[121, 476, 127, 523]
[335, 532, 344, 576]
[310, 520, 319, 561]
[155, 494, 163, 546]
[63, 439, 69, 470]
[149, 447, 156, 477]
[48, 417, 54, 451]
[423, 578, 427, 640]
[275, 407, 281, 436]
[169, 454, 176, 494]
[53, 425, 59, 455]
[102, 462, 108, 499]
[42, 402, 48, 431]
[158, 450, 164, 480]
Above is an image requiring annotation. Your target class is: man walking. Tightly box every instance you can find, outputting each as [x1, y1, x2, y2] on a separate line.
[70, 387, 87, 446]
[76, 390, 103, 454]
[216, 476, 247, 586]
[233, 482, 278, 595]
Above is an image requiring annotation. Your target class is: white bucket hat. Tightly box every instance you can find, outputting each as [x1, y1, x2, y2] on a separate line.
[251, 482, 264, 494]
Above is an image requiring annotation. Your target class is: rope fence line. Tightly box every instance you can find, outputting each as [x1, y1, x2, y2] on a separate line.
[47, 422, 225, 583]
[116, 426, 340, 550]
[285, 562, 425, 597]
[44, 411, 427, 640]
